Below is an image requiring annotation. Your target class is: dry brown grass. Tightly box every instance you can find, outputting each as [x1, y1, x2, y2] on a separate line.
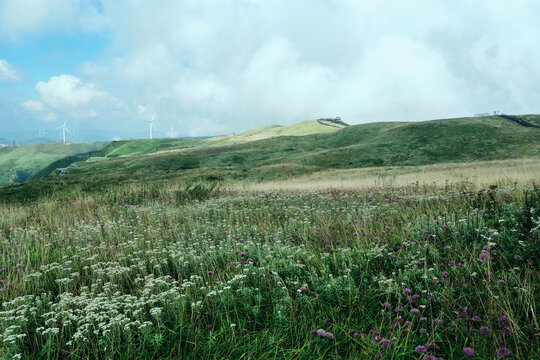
[233, 158, 540, 191]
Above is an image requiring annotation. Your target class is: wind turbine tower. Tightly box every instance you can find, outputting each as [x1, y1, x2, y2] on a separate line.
[57, 121, 71, 143]
[167, 125, 177, 138]
[148, 114, 155, 139]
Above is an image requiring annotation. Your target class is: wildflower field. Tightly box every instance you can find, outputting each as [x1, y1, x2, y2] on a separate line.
[0, 182, 538, 359]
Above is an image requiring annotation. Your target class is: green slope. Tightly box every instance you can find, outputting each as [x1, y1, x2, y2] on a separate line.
[1, 114, 538, 202]
[203, 119, 347, 145]
[0, 142, 103, 183]
[0, 119, 347, 184]
[519, 114, 540, 127]
[31, 115, 540, 183]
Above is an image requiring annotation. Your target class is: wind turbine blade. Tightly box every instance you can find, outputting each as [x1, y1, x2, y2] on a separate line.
[151, 114, 155, 122]
[65, 128, 72, 134]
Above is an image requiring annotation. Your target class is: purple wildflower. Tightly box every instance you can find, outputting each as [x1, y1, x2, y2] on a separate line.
[463, 347, 474, 358]
[415, 345, 427, 353]
[420, 317, 427, 322]
[497, 279, 505, 284]
[472, 315, 481, 322]
[501, 327, 513, 337]
[403, 288, 412, 295]
[404, 321, 411, 328]
[426, 343, 440, 351]
[479, 326, 491, 335]
[441, 271, 449, 279]
[380, 338, 393, 349]
[411, 308, 420, 315]
[373, 354, 383, 360]
[314, 328, 334, 340]
[496, 347, 513, 359]
[498, 315, 509, 326]
[423, 355, 437, 360]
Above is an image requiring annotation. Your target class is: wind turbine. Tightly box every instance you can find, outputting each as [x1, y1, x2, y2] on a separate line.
[57, 120, 71, 143]
[148, 114, 156, 139]
[167, 125, 177, 138]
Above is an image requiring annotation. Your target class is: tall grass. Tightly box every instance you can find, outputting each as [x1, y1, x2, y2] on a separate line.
[239, 158, 540, 192]
[0, 181, 538, 359]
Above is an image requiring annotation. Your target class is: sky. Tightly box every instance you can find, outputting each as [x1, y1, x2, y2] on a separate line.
[1, 0, 540, 141]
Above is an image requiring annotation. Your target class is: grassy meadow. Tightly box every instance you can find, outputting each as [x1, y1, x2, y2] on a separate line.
[0, 115, 539, 359]
[239, 158, 540, 192]
[0, 171, 538, 359]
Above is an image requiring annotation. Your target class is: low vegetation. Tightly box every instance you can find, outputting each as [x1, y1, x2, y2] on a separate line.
[0, 178, 538, 359]
[0, 115, 538, 359]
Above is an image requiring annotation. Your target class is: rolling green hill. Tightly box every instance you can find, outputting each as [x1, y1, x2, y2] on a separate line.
[1, 114, 538, 202]
[519, 114, 540, 127]
[4, 114, 532, 195]
[0, 142, 103, 184]
[0, 119, 347, 184]
[205, 119, 347, 145]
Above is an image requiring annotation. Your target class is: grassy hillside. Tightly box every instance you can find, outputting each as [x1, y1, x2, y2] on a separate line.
[519, 114, 540, 127]
[0, 142, 103, 183]
[1, 119, 346, 184]
[204, 119, 348, 145]
[51, 115, 540, 179]
[1, 115, 537, 203]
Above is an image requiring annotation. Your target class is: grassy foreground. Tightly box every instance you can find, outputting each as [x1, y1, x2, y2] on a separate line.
[239, 158, 540, 192]
[0, 177, 538, 359]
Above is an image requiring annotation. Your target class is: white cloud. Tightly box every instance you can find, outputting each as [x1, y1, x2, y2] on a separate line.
[35, 74, 108, 109]
[0, 59, 21, 81]
[22, 100, 46, 112]
[0, 0, 102, 40]
[5, 0, 540, 135]
[21, 100, 57, 122]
